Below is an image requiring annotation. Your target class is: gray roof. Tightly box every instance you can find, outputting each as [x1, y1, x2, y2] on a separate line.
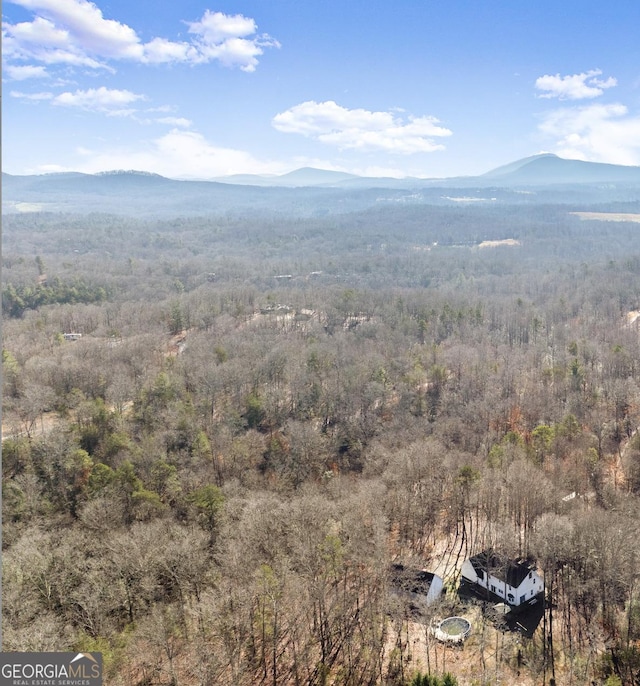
[468, 550, 535, 589]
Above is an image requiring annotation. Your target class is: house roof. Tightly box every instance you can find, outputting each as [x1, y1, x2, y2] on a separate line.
[468, 550, 536, 589]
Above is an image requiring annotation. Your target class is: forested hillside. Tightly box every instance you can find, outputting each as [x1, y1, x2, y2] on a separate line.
[3, 193, 640, 685]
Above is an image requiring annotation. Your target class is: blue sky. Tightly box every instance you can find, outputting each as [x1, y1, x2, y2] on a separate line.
[3, 0, 640, 179]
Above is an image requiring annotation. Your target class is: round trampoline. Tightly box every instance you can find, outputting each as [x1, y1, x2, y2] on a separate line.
[430, 617, 472, 644]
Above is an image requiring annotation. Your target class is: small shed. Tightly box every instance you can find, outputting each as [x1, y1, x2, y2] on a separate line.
[390, 564, 444, 612]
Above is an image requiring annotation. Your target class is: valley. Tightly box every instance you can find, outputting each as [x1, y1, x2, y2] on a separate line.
[3, 158, 640, 685]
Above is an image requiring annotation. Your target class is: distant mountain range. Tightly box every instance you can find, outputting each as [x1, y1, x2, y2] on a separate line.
[3, 154, 639, 217]
[214, 167, 361, 187]
[212, 154, 640, 188]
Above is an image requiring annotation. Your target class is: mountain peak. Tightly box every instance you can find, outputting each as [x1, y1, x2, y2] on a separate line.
[483, 154, 640, 185]
[276, 167, 359, 186]
[483, 154, 559, 178]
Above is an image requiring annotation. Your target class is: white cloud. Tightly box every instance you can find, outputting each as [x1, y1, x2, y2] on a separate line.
[141, 37, 199, 65]
[3, 0, 278, 71]
[4, 64, 48, 80]
[153, 130, 276, 177]
[10, 0, 140, 55]
[18, 0, 141, 58]
[195, 36, 274, 73]
[187, 10, 257, 44]
[535, 69, 617, 100]
[272, 101, 452, 154]
[52, 86, 145, 112]
[24, 126, 440, 179]
[11, 89, 54, 100]
[5, 15, 70, 47]
[156, 116, 192, 128]
[2, 16, 109, 68]
[43, 129, 288, 179]
[539, 103, 640, 165]
[36, 163, 71, 173]
[185, 10, 279, 72]
[11, 84, 193, 123]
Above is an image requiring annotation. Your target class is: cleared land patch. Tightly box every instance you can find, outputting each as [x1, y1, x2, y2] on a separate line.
[627, 310, 640, 327]
[478, 238, 520, 248]
[571, 212, 640, 223]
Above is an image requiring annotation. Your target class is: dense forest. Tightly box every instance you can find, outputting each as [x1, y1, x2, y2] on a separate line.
[3, 185, 640, 685]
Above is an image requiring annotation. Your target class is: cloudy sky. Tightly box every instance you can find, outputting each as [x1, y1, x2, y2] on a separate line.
[3, 0, 640, 179]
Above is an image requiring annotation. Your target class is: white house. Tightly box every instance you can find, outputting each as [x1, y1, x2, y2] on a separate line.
[460, 550, 544, 607]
